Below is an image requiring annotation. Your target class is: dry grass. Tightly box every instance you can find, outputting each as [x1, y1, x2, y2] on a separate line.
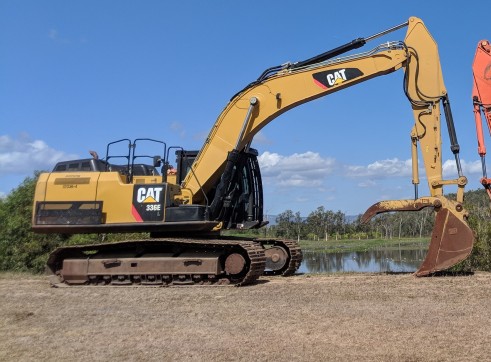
[1, 272, 491, 361]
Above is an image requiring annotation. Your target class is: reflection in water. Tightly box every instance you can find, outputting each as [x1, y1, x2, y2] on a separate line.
[299, 247, 429, 274]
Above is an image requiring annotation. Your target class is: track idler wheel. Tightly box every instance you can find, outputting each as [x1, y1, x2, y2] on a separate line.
[264, 246, 289, 273]
[361, 197, 474, 276]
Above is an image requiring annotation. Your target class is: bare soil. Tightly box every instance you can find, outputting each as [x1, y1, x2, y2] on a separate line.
[1, 272, 491, 362]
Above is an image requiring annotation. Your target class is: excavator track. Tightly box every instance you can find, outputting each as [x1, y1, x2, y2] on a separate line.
[47, 238, 266, 287]
[258, 239, 303, 276]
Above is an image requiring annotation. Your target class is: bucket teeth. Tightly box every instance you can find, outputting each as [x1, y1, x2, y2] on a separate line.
[361, 197, 474, 276]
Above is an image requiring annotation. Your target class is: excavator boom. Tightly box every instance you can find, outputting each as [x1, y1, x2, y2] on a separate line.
[182, 17, 473, 276]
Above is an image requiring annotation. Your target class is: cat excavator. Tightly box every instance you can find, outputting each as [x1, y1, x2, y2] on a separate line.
[472, 39, 491, 200]
[32, 17, 474, 286]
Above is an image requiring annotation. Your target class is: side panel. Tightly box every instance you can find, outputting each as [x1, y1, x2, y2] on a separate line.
[34, 171, 175, 225]
[95, 173, 168, 224]
[32, 173, 49, 225]
[44, 172, 101, 201]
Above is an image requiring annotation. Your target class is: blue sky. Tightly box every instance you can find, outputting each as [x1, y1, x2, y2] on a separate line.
[1, 1, 489, 216]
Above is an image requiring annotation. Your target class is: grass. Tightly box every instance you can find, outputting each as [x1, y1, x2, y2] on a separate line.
[2, 272, 491, 361]
[299, 237, 429, 253]
[223, 230, 430, 253]
[222, 231, 429, 253]
[0, 271, 43, 279]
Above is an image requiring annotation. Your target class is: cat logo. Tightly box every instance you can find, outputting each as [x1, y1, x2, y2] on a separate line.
[136, 187, 163, 203]
[312, 68, 364, 89]
[327, 69, 347, 86]
[132, 185, 165, 222]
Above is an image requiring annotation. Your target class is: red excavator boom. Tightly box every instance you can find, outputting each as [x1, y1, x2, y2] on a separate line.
[472, 40, 491, 198]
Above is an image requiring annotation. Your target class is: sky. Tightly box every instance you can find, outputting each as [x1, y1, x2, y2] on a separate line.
[1, 1, 490, 216]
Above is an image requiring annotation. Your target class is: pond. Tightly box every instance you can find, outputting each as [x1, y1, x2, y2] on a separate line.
[298, 246, 429, 274]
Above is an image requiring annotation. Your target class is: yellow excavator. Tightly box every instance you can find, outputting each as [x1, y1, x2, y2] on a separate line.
[32, 17, 474, 286]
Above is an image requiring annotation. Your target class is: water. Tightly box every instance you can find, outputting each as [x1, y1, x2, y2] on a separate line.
[299, 247, 429, 274]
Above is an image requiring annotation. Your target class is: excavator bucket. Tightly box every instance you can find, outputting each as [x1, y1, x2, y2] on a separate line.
[361, 198, 474, 276]
[416, 207, 474, 276]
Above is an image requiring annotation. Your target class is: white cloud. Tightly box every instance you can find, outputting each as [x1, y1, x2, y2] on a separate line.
[170, 121, 186, 138]
[346, 157, 485, 188]
[48, 28, 84, 44]
[48, 29, 58, 40]
[345, 158, 412, 178]
[258, 151, 484, 188]
[48, 28, 71, 44]
[251, 131, 272, 146]
[258, 151, 336, 188]
[0, 135, 78, 175]
[254, 149, 485, 215]
[358, 179, 377, 188]
[443, 159, 482, 178]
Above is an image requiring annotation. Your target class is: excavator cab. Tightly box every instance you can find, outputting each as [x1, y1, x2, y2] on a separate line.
[175, 150, 199, 185]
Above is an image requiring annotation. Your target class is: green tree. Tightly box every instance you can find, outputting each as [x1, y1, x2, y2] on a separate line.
[0, 172, 149, 273]
[463, 189, 491, 271]
[275, 210, 296, 238]
[0, 173, 67, 272]
[306, 207, 347, 240]
[306, 206, 327, 241]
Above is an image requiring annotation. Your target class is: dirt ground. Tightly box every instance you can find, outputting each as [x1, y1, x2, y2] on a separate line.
[1, 272, 491, 362]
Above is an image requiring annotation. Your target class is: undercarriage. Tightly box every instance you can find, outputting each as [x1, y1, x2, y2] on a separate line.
[47, 237, 302, 287]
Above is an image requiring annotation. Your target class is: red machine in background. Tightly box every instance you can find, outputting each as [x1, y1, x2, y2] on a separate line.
[472, 40, 491, 199]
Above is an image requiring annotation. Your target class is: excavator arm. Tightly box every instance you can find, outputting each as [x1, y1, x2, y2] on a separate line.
[472, 40, 491, 199]
[182, 17, 473, 276]
[361, 19, 473, 276]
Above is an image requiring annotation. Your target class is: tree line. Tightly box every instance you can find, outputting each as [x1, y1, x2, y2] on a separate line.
[267, 206, 435, 241]
[1, 173, 490, 273]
